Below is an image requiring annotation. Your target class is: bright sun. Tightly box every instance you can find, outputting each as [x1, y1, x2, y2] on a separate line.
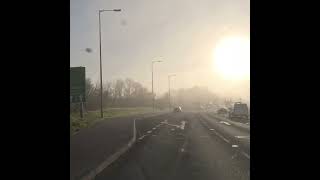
[213, 36, 250, 80]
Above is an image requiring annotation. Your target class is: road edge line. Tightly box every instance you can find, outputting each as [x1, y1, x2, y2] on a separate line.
[78, 119, 137, 180]
[200, 114, 251, 160]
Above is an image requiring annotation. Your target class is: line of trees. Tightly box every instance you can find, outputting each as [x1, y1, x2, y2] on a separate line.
[156, 86, 222, 110]
[71, 77, 232, 112]
[82, 78, 153, 111]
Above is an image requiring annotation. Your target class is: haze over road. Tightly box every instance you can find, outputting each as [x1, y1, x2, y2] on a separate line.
[70, 1, 250, 179]
[94, 112, 250, 180]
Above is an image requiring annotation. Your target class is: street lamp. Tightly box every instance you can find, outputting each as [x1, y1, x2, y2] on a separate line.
[152, 60, 162, 112]
[99, 9, 121, 118]
[168, 74, 176, 111]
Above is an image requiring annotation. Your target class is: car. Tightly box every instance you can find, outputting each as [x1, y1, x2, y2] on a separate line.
[217, 108, 228, 115]
[173, 106, 182, 112]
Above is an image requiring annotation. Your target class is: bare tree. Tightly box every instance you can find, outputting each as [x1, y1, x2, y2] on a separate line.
[115, 79, 124, 98]
[81, 77, 154, 110]
[124, 78, 134, 98]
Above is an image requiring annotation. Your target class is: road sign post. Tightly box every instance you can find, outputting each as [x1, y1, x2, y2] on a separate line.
[79, 95, 84, 119]
[70, 67, 86, 118]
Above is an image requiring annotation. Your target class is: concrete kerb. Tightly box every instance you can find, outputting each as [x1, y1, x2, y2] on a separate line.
[77, 119, 137, 180]
[208, 113, 250, 132]
[198, 114, 250, 160]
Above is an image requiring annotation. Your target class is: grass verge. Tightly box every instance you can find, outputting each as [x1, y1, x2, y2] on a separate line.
[70, 107, 155, 135]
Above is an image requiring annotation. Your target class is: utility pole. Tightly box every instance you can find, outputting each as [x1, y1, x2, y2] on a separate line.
[151, 60, 162, 112]
[168, 74, 176, 111]
[98, 9, 121, 118]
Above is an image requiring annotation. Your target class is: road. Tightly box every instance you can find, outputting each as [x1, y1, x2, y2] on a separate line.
[199, 113, 250, 155]
[70, 112, 168, 180]
[96, 112, 250, 180]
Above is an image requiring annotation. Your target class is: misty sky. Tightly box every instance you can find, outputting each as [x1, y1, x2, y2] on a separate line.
[70, 0, 250, 102]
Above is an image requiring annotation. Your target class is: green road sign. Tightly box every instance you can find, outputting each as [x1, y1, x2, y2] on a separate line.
[70, 67, 86, 103]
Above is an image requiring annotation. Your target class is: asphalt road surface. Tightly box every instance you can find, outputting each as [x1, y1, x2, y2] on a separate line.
[96, 112, 250, 180]
[70, 112, 168, 180]
[199, 113, 250, 155]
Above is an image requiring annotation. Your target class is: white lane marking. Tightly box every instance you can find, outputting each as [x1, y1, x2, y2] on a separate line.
[137, 121, 164, 142]
[202, 121, 230, 144]
[171, 128, 175, 131]
[210, 129, 230, 143]
[162, 120, 186, 130]
[199, 119, 230, 143]
[161, 120, 167, 124]
[231, 154, 237, 160]
[166, 123, 180, 128]
[241, 152, 250, 159]
[219, 121, 231, 126]
[180, 121, 186, 130]
[180, 136, 188, 153]
[235, 136, 250, 139]
[232, 145, 239, 148]
[133, 119, 136, 141]
[138, 135, 147, 140]
[79, 119, 137, 180]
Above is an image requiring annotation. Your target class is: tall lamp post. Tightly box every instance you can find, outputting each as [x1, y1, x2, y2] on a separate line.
[98, 9, 121, 118]
[168, 74, 176, 111]
[151, 60, 162, 112]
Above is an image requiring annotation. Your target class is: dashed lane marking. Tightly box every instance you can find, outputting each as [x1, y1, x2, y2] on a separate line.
[219, 121, 231, 126]
[235, 136, 250, 139]
[138, 135, 147, 140]
[241, 151, 250, 159]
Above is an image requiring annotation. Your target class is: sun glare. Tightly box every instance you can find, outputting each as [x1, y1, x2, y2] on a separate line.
[213, 36, 250, 80]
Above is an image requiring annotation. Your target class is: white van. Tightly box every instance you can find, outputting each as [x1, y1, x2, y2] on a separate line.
[229, 102, 249, 122]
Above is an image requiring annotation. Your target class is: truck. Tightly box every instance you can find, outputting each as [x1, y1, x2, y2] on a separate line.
[229, 102, 249, 123]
